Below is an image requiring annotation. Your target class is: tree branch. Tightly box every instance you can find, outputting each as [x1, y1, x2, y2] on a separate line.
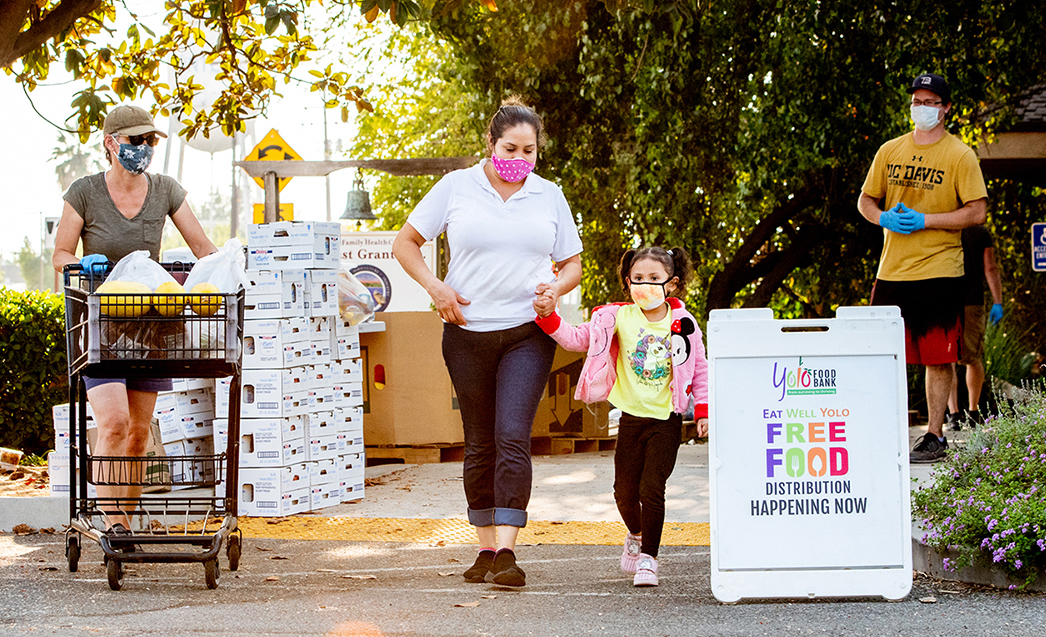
[0, 0, 104, 69]
[743, 224, 828, 309]
[706, 180, 821, 309]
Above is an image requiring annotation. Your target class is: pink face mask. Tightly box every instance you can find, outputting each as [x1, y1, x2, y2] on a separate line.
[491, 153, 534, 183]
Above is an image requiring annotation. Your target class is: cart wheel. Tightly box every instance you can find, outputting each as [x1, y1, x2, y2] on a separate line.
[226, 535, 241, 571]
[107, 558, 123, 591]
[204, 558, 220, 589]
[66, 535, 81, 573]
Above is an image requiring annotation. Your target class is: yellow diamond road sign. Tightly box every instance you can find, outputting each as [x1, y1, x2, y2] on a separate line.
[247, 129, 302, 192]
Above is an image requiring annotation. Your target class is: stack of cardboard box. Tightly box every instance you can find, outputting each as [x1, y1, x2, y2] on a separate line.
[215, 221, 364, 517]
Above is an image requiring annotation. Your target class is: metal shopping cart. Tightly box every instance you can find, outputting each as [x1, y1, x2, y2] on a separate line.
[62, 263, 244, 590]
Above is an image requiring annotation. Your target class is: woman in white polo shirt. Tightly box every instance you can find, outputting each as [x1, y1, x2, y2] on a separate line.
[394, 96, 583, 587]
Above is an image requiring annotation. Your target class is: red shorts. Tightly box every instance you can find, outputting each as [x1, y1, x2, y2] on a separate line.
[870, 277, 962, 366]
[904, 320, 961, 366]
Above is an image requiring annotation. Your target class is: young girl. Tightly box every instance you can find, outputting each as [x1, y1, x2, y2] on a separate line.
[533, 247, 708, 587]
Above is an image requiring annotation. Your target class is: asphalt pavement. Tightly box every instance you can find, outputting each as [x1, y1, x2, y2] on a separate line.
[2, 432, 1044, 636]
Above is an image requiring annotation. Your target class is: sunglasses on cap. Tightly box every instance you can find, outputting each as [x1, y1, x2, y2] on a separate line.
[113, 132, 161, 147]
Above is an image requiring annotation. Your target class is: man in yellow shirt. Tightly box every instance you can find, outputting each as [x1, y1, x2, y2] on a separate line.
[858, 73, 988, 463]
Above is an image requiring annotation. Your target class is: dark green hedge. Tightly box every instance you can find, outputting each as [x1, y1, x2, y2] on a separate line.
[0, 288, 67, 455]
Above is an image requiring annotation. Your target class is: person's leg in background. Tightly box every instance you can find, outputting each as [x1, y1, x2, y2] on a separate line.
[965, 358, 986, 423]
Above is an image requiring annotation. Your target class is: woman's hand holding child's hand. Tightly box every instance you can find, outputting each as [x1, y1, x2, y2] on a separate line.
[533, 282, 556, 318]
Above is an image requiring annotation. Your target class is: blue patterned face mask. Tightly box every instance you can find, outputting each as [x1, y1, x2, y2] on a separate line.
[117, 142, 154, 175]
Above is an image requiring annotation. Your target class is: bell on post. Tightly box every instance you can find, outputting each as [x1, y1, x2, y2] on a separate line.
[341, 171, 377, 223]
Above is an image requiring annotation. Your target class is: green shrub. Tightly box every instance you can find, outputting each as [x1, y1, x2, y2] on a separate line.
[0, 288, 67, 455]
[912, 383, 1046, 589]
[984, 323, 1037, 386]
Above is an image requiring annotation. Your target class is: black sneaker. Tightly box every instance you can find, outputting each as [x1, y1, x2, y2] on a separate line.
[946, 413, 962, 432]
[491, 548, 526, 587]
[967, 410, 982, 428]
[105, 523, 136, 553]
[463, 549, 495, 583]
[911, 434, 948, 463]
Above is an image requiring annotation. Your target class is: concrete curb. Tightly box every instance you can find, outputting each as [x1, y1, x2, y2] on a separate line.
[0, 495, 67, 532]
[912, 535, 1046, 592]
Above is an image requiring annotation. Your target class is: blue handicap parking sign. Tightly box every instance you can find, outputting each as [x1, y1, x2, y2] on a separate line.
[1034, 223, 1046, 272]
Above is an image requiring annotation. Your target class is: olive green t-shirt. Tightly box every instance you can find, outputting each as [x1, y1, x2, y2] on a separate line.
[63, 172, 188, 262]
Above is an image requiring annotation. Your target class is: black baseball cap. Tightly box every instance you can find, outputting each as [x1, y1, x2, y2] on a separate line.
[906, 73, 951, 103]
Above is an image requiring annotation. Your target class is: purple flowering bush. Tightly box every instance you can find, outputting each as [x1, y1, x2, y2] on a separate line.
[912, 385, 1046, 589]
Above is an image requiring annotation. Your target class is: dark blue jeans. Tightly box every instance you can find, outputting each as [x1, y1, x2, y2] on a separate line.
[443, 322, 556, 529]
[614, 412, 682, 557]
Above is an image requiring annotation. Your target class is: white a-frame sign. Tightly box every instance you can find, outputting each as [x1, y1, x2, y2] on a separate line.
[708, 306, 912, 602]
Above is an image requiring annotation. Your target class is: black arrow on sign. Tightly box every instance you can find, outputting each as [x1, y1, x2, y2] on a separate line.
[256, 144, 284, 159]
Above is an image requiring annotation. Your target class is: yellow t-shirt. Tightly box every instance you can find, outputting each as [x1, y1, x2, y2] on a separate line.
[608, 305, 674, 420]
[862, 131, 988, 281]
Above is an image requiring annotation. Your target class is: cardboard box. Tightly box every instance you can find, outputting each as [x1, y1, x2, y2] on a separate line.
[531, 346, 610, 439]
[332, 358, 363, 384]
[309, 458, 338, 485]
[361, 312, 463, 445]
[341, 473, 365, 502]
[215, 377, 232, 418]
[156, 408, 213, 443]
[337, 452, 365, 481]
[306, 434, 340, 462]
[237, 467, 311, 517]
[170, 378, 213, 392]
[243, 293, 287, 320]
[248, 244, 338, 271]
[240, 367, 309, 418]
[52, 403, 94, 446]
[305, 270, 339, 317]
[339, 434, 364, 455]
[333, 381, 364, 409]
[334, 407, 363, 435]
[310, 315, 334, 349]
[181, 387, 216, 415]
[237, 416, 307, 467]
[310, 481, 342, 510]
[306, 411, 337, 438]
[247, 270, 307, 309]
[242, 318, 311, 368]
[333, 322, 361, 360]
[46, 457, 97, 498]
[248, 221, 341, 251]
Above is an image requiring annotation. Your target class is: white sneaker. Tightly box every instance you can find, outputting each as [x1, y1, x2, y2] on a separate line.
[633, 553, 658, 587]
[620, 532, 642, 574]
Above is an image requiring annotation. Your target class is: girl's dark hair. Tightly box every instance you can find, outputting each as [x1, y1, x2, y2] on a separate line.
[486, 95, 547, 150]
[618, 246, 692, 297]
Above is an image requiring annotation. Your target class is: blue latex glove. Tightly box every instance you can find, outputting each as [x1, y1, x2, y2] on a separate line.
[79, 254, 109, 274]
[878, 204, 915, 234]
[989, 303, 1003, 325]
[899, 203, 926, 232]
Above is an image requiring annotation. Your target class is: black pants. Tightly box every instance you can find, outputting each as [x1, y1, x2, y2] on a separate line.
[614, 412, 682, 558]
[442, 322, 557, 528]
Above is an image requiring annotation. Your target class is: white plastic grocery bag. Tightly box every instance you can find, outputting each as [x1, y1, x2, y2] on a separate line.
[183, 238, 251, 293]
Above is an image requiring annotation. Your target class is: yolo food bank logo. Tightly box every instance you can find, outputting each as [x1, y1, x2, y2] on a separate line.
[772, 357, 837, 401]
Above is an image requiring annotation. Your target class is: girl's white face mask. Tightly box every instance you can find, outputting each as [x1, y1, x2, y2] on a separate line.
[910, 105, 941, 131]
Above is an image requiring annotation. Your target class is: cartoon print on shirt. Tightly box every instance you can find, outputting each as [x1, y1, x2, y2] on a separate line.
[628, 329, 671, 382]
[671, 317, 696, 367]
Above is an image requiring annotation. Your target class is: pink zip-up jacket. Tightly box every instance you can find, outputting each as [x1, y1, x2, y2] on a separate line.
[534, 297, 709, 419]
